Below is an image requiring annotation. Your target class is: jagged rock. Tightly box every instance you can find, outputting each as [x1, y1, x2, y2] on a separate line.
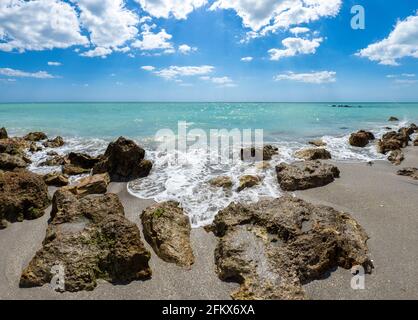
[377, 131, 410, 154]
[68, 152, 101, 169]
[349, 130, 375, 147]
[241, 145, 279, 162]
[0, 137, 28, 156]
[62, 164, 91, 176]
[24, 132, 47, 142]
[209, 176, 233, 189]
[276, 161, 340, 191]
[308, 140, 327, 147]
[63, 173, 110, 197]
[47, 151, 58, 156]
[414, 138, 418, 146]
[210, 196, 373, 300]
[20, 190, 152, 292]
[93, 137, 152, 182]
[141, 201, 194, 267]
[237, 175, 261, 192]
[0, 153, 28, 170]
[388, 150, 404, 166]
[294, 148, 331, 160]
[43, 136, 64, 148]
[43, 172, 69, 187]
[388, 116, 399, 122]
[0, 127, 7, 139]
[29, 142, 42, 153]
[0, 170, 50, 228]
[397, 168, 418, 180]
[40, 155, 68, 167]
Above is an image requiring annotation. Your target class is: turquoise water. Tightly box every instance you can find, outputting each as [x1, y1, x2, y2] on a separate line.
[1, 102, 417, 226]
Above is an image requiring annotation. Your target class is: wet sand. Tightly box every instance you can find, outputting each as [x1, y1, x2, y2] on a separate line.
[0, 148, 417, 300]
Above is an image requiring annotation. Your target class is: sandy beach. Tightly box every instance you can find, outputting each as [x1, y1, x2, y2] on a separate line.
[0, 146, 417, 300]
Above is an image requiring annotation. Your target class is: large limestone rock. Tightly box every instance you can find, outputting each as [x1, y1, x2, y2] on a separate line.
[388, 150, 404, 166]
[24, 132, 47, 142]
[308, 139, 327, 147]
[0, 137, 28, 156]
[241, 145, 279, 162]
[209, 176, 233, 189]
[93, 137, 152, 182]
[20, 190, 152, 292]
[377, 131, 410, 154]
[43, 136, 64, 148]
[68, 152, 101, 169]
[210, 196, 373, 300]
[237, 175, 261, 192]
[43, 172, 69, 187]
[294, 148, 331, 160]
[276, 161, 340, 191]
[63, 173, 110, 197]
[141, 201, 194, 267]
[349, 130, 375, 148]
[0, 170, 50, 229]
[388, 116, 399, 122]
[40, 154, 68, 167]
[0, 127, 7, 139]
[397, 168, 418, 180]
[0, 153, 28, 170]
[62, 164, 91, 176]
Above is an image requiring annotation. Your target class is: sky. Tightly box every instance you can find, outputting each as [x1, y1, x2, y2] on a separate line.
[0, 0, 417, 102]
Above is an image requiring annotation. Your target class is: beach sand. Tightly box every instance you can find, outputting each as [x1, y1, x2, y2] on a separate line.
[0, 148, 417, 300]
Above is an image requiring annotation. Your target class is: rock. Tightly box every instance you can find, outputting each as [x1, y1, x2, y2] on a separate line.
[388, 116, 399, 122]
[29, 142, 42, 153]
[387, 150, 404, 166]
[256, 161, 271, 170]
[241, 145, 279, 161]
[210, 196, 373, 300]
[308, 139, 327, 147]
[414, 138, 418, 147]
[397, 168, 418, 180]
[40, 155, 68, 167]
[47, 151, 58, 156]
[276, 161, 340, 191]
[92, 137, 152, 182]
[377, 131, 410, 154]
[43, 172, 69, 187]
[68, 152, 101, 169]
[0, 170, 50, 227]
[294, 148, 331, 160]
[0, 153, 28, 170]
[43, 136, 64, 148]
[62, 164, 91, 176]
[349, 130, 375, 147]
[209, 176, 233, 189]
[141, 201, 194, 267]
[410, 123, 418, 132]
[24, 132, 47, 142]
[237, 175, 261, 192]
[0, 137, 28, 156]
[63, 173, 110, 197]
[20, 190, 152, 292]
[0, 127, 7, 139]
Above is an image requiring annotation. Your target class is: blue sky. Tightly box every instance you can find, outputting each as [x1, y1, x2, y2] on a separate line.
[0, 0, 417, 102]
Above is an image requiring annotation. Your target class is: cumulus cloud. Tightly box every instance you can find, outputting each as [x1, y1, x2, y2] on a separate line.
[132, 25, 173, 51]
[269, 37, 322, 60]
[0, 68, 56, 79]
[80, 47, 113, 58]
[0, 0, 88, 52]
[289, 27, 310, 35]
[154, 65, 214, 80]
[136, 0, 207, 19]
[178, 44, 197, 54]
[241, 56, 253, 62]
[200, 76, 236, 87]
[210, 0, 341, 37]
[274, 71, 336, 84]
[357, 13, 418, 66]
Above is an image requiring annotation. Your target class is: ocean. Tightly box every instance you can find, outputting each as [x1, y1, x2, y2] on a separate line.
[1, 102, 417, 226]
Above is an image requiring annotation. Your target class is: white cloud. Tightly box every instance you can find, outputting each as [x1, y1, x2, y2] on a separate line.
[0, 0, 88, 52]
[178, 44, 197, 54]
[48, 61, 62, 66]
[0, 68, 56, 79]
[394, 79, 417, 85]
[201, 76, 237, 87]
[80, 47, 112, 58]
[290, 27, 310, 35]
[154, 65, 214, 79]
[210, 0, 341, 37]
[132, 25, 173, 51]
[357, 13, 418, 66]
[141, 66, 156, 71]
[269, 37, 322, 60]
[136, 0, 207, 20]
[274, 71, 336, 84]
[241, 56, 253, 62]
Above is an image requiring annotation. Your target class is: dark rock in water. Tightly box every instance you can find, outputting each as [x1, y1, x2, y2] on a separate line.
[62, 173, 110, 197]
[387, 150, 404, 166]
[40, 155, 68, 167]
[308, 139, 327, 147]
[43, 172, 69, 187]
[141, 201, 194, 267]
[62, 164, 91, 176]
[241, 145, 278, 162]
[209, 176, 233, 189]
[210, 196, 373, 300]
[29, 142, 42, 153]
[377, 131, 410, 154]
[43, 136, 64, 148]
[388, 116, 399, 122]
[294, 148, 331, 160]
[237, 175, 261, 192]
[24, 132, 47, 142]
[0, 137, 28, 156]
[0, 127, 7, 139]
[68, 152, 101, 169]
[20, 190, 152, 292]
[349, 130, 375, 148]
[0, 170, 50, 228]
[93, 137, 152, 182]
[276, 161, 340, 191]
[410, 123, 418, 132]
[397, 168, 418, 180]
[0, 153, 28, 170]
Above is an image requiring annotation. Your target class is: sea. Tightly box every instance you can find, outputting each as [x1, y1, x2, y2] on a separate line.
[1, 102, 417, 227]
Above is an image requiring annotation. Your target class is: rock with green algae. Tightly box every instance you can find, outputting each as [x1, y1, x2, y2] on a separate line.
[19, 190, 152, 292]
